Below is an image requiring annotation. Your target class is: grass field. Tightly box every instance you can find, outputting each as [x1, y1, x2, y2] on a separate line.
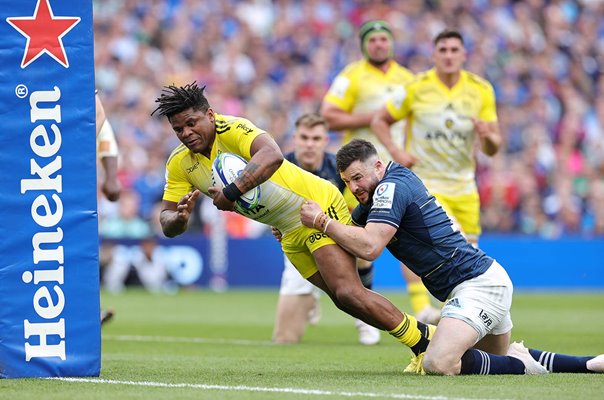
[2, 289, 603, 399]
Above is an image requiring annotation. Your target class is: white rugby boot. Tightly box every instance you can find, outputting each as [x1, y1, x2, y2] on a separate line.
[416, 305, 441, 325]
[507, 341, 549, 375]
[355, 319, 381, 345]
[586, 354, 604, 373]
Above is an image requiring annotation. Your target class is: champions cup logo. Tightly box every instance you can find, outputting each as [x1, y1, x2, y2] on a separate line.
[6, 0, 80, 69]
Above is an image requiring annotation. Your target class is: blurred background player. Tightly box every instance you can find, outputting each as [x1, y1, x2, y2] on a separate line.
[371, 29, 501, 251]
[96, 92, 121, 202]
[321, 20, 440, 326]
[96, 91, 121, 325]
[273, 113, 369, 344]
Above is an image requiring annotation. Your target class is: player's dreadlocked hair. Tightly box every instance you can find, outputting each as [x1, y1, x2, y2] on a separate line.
[151, 82, 210, 119]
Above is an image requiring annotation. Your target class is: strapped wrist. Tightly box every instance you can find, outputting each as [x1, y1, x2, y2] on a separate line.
[223, 182, 243, 202]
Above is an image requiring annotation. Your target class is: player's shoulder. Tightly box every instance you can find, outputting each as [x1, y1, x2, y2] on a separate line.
[338, 60, 366, 77]
[384, 162, 417, 186]
[413, 70, 433, 84]
[166, 143, 190, 166]
[391, 62, 415, 82]
[463, 70, 494, 91]
[323, 151, 337, 164]
[405, 70, 432, 91]
[215, 113, 261, 135]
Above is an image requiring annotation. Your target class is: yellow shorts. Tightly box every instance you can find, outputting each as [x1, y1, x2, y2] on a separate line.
[432, 191, 481, 239]
[281, 189, 351, 279]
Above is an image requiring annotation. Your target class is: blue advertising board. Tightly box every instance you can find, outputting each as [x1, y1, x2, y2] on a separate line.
[108, 234, 604, 290]
[0, 0, 99, 378]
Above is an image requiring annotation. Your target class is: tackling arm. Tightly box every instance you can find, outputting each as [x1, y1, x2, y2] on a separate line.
[299, 200, 396, 261]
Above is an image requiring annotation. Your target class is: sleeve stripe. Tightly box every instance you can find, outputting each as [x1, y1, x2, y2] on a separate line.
[366, 218, 399, 229]
[166, 144, 187, 165]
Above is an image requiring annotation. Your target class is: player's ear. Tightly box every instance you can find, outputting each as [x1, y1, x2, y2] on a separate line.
[206, 108, 214, 122]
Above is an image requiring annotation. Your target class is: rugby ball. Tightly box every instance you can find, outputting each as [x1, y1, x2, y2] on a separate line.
[211, 152, 261, 209]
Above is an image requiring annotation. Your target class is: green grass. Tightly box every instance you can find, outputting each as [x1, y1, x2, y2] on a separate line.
[2, 289, 603, 399]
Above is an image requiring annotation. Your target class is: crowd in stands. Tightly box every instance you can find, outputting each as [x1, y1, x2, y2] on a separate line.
[94, 0, 604, 239]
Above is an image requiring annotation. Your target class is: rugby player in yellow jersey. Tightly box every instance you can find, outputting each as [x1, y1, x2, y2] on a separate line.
[371, 29, 502, 248]
[152, 82, 433, 357]
[322, 20, 440, 329]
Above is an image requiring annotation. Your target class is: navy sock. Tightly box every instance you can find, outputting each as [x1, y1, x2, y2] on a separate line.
[358, 264, 374, 290]
[460, 348, 525, 375]
[529, 348, 593, 373]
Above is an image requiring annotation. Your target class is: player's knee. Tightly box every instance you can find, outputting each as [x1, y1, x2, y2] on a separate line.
[272, 329, 303, 344]
[422, 352, 460, 376]
[332, 285, 363, 310]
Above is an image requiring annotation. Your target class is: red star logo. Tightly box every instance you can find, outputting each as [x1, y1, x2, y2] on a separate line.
[6, 0, 80, 68]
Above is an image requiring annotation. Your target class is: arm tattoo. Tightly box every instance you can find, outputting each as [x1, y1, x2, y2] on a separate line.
[237, 162, 262, 192]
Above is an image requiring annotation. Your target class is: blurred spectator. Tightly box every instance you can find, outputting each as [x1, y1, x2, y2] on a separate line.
[103, 234, 172, 293]
[100, 189, 151, 239]
[94, 0, 604, 238]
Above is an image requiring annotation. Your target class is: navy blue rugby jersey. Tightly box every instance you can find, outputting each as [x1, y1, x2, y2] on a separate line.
[351, 162, 493, 301]
[285, 151, 346, 193]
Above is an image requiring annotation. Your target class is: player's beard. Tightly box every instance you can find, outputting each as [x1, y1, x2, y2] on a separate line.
[356, 176, 381, 205]
[368, 56, 389, 67]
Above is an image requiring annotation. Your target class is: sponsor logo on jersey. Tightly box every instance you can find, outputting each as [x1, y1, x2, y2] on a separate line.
[425, 129, 468, 144]
[239, 203, 266, 216]
[186, 161, 199, 173]
[308, 232, 328, 244]
[236, 123, 253, 134]
[479, 309, 493, 327]
[372, 182, 394, 210]
[446, 297, 461, 308]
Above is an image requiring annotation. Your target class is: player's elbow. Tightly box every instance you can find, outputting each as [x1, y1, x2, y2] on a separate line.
[369, 113, 388, 134]
[162, 228, 178, 238]
[359, 244, 381, 261]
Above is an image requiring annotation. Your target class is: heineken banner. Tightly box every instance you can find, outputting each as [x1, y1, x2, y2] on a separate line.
[0, 0, 100, 378]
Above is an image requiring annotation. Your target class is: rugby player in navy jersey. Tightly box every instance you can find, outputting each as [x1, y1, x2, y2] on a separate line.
[300, 139, 604, 375]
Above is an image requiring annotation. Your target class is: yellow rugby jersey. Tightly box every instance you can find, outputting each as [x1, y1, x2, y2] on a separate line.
[163, 113, 342, 234]
[386, 68, 497, 195]
[323, 59, 415, 161]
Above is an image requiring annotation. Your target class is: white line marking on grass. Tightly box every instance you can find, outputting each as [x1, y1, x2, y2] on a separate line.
[104, 334, 273, 346]
[54, 378, 510, 400]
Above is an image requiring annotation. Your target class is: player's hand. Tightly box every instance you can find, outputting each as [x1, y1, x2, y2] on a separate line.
[102, 178, 121, 202]
[271, 226, 283, 242]
[392, 149, 418, 168]
[300, 200, 324, 228]
[176, 190, 200, 220]
[472, 118, 489, 139]
[208, 186, 236, 211]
